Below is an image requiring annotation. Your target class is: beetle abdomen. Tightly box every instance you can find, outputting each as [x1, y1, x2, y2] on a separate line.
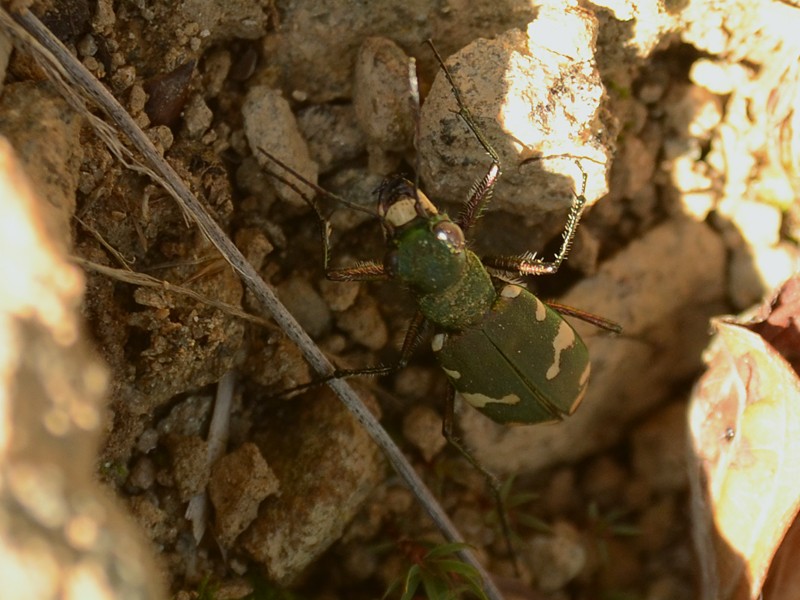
[432, 284, 590, 425]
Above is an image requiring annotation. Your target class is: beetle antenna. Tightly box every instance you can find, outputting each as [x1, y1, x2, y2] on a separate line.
[257, 147, 374, 218]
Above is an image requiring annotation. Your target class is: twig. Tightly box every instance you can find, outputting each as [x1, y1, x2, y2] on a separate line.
[0, 7, 505, 600]
[186, 369, 236, 543]
[72, 256, 275, 328]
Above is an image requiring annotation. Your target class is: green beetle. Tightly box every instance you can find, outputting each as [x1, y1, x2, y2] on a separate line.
[264, 42, 620, 567]
[264, 41, 618, 428]
[261, 40, 619, 566]
[376, 175, 591, 426]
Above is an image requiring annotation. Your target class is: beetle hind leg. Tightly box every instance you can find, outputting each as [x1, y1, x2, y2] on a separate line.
[443, 385, 521, 575]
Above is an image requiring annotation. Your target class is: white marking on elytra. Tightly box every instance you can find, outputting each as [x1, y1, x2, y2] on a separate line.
[431, 333, 446, 352]
[570, 383, 588, 414]
[500, 284, 522, 298]
[546, 321, 576, 380]
[534, 297, 547, 322]
[442, 367, 462, 380]
[462, 391, 521, 408]
[579, 363, 591, 387]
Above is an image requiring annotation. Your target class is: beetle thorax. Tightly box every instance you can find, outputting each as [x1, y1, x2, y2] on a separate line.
[387, 216, 467, 295]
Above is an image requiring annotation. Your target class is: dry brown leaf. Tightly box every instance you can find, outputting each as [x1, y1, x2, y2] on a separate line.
[689, 319, 800, 600]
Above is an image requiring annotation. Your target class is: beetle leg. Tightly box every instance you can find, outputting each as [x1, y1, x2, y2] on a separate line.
[328, 310, 427, 379]
[257, 148, 390, 281]
[442, 385, 520, 575]
[483, 164, 588, 276]
[545, 300, 622, 334]
[327, 261, 388, 282]
[274, 311, 428, 399]
[427, 40, 502, 234]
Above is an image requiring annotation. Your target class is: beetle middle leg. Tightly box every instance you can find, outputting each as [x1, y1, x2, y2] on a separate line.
[276, 311, 429, 399]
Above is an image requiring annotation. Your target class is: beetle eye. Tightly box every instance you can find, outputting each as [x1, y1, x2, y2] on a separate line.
[433, 221, 465, 251]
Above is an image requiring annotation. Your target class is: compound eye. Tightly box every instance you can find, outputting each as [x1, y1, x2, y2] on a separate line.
[433, 220, 465, 251]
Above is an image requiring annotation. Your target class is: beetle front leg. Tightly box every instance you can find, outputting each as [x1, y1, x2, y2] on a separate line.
[483, 166, 588, 277]
[442, 386, 520, 575]
[427, 40, 502, 234]
[257, 147, 383, 279]
[327, 261, 388, 282]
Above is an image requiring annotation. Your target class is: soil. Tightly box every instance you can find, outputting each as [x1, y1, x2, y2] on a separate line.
[2, 0, 799, 599]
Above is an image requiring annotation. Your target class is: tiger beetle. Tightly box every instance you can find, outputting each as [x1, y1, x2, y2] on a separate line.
[262, 39, 620, 570]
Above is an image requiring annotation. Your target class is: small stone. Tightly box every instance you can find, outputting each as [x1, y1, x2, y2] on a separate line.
[352, 37, 414, 152]
[128, 83, 147, 115]
[110, 64, 136, 92]
[202, 49, 231, 98]
[128, 456, 156, 491]
[241, 388, 384, 585]
[157, 395, 213, 437]
[631, 402, 688, 494]
[729, 243, 800, 310]
[335, 294, 388, 350]
[620, 136, 657, 199]
[297, 104, 366, 174]
[419, 23, 609, 219]
[183, 94, 213, 139]
[163, 434, 210, 502]
[277, 275, 332, 339]
[393, 366, 436, 400]
[128, 495, 176, 544]
[319, 278, 360, 312]
[214, 579, 254, 600]
[665, 85, 723, 140]
[136, 428, 159, 453]
[234, 227, 274, 272]
[727, 200, 782, 248]
[243, 86, 318, 208]
[146, 124, 174, 154]
[690, 59, 748, 95]
[526, 521, 586, 592]
[402, 405, 446, 462]
[209, 443, 280, 548]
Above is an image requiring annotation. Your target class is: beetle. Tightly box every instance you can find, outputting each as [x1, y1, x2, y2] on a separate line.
[261, 40, 619, 563]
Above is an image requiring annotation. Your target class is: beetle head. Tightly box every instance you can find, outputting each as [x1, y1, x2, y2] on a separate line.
[377, 176, 467, 294]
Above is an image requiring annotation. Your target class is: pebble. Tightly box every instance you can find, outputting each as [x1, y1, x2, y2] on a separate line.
[209, 443, 280, 548]
[402, 405, 447, 462]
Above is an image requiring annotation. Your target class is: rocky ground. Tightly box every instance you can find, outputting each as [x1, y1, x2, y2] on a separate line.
[1, 0, 799, 599]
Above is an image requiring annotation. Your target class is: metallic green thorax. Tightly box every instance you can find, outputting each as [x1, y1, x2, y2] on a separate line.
[387, 212, 495, 331]
[433, 284, 590, 425]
